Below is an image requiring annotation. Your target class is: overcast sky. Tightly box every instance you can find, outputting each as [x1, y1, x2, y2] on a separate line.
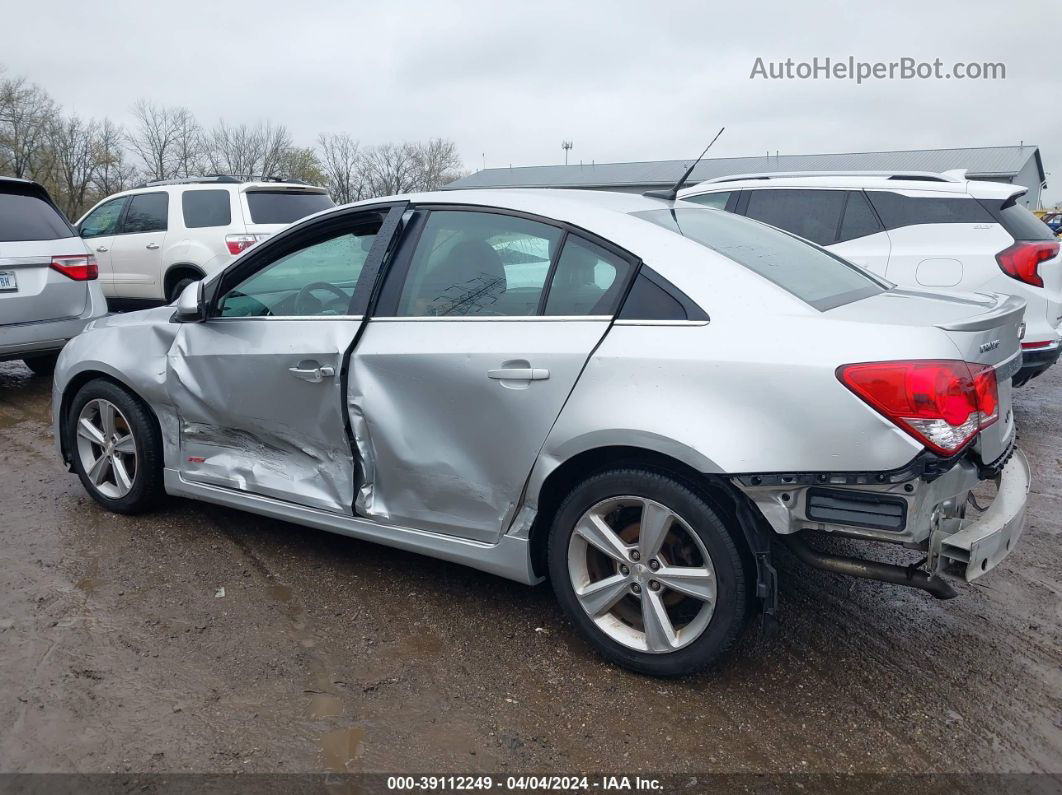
[5, 0, 1058, 202]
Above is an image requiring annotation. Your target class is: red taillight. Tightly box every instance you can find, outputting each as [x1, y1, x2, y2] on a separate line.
[1021, 340, 1055, 350]
[837, 360, 999, 455]
[50, 254, 98, 281]
[995, 241, 1059, 288]
[225, 234, 258, 255]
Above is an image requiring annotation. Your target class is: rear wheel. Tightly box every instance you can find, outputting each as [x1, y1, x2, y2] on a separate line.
[22, 353, 59, 376]
[67, 379, 164, 514]
[548, 468, 750, 676]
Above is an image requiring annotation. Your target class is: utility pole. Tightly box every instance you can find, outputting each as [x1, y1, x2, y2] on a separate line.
[562, 140, 573, 166]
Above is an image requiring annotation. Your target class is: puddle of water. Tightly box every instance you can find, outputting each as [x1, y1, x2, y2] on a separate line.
[307, 692, 343, 719]
[75, 576, 101, 595]
[321, 726, 364, 772]
[399, 633, 443, 656]
[268, 584, 292, 602]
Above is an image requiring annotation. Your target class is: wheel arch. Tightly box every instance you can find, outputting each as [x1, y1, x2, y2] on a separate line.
[525, 444, 770, 596]
[163, 263, 207, 301]
[58, 368, 161, 469]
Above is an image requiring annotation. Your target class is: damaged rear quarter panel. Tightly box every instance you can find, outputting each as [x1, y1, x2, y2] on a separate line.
[524, 316, 958, 517]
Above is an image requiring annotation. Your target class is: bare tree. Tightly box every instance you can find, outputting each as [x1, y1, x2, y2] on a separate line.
[127, 100, 200, 181]
[317, 132, 365, 203]
[361, 142, 421, 196]
[47, 114, 99, 218]
[258, 121, 293, 178]
[91, 118, 138, 196]
[0, 75, 56, 178]
[413, 137, 462, 191]
[206, 120, 293, 178]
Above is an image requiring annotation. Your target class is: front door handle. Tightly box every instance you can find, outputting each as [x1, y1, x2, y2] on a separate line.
[146, 243, 160, 250]
[487, 367, 550, 381]
[289, 364, 336, 383]
[95, 246, 108, 253]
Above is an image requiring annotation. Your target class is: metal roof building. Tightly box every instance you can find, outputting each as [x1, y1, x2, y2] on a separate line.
[446, 145, 1047, 208]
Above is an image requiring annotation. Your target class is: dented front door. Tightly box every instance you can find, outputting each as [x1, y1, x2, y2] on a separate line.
[166, 204, 405, 513]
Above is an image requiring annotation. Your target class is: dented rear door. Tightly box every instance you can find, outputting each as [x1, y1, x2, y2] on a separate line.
[166, 204, 406, 513]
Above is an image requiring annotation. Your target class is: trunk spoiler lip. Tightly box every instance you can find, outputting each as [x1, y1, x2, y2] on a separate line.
[934, 293, 1026, 332]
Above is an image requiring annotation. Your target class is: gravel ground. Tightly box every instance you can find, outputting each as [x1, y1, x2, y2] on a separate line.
[0, 358, 1059, 775]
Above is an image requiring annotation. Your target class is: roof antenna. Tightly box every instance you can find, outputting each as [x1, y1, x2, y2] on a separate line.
[644, 127, 725, 200]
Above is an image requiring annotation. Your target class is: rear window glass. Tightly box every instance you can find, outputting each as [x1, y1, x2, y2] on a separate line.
[245, 191, 334, 224]
[182, 190, 231, 228]
[632, 207, 885, 311]
[0, 189, 76, 242]
[978, 199, 1056, 241]
[866, 192, 993, 230]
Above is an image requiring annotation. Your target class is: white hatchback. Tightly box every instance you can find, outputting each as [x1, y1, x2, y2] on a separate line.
[75, 177, 334, 305]
[679, 171, 1061, 385]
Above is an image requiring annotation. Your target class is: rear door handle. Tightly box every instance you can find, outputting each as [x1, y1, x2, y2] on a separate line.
[487, 367, 550, 381]
[289, 365, 336, 383]
[95, 246, 108, 253]
[146, 243, 160, 250]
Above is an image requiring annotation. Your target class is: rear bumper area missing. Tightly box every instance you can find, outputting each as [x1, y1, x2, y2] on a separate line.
[932, 449, 1030, 581]
[733, 446, 1030, 594]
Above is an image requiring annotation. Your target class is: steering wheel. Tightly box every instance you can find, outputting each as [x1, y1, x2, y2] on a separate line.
[293, 282, 350, 316]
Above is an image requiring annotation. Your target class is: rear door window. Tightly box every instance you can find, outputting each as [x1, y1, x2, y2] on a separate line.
[395, 210, 561, 317]
[743, 189, 846, 246]
[837, 191, 883, 242]
[245, 191, 334, 224]
[544, 236, 634, 316]
[866, 191, 993, 230]
[633, 207, 884, 311]
[182, 189, 232, 228]
[977, 198, 1056, 241]
[120, 192, 168, 234]
[0, 188, 76, 241]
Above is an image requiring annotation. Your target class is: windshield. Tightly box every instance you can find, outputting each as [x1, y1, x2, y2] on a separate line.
[633, 207, 885, 311]
[245, 190, 334, 224]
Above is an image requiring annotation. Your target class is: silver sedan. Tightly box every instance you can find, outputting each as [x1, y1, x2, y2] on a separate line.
[52, 189, 1030, 676]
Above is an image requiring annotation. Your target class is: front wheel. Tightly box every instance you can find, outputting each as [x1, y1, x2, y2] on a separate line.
[67, 379, 164, 514]
[548, 468, 750, 676]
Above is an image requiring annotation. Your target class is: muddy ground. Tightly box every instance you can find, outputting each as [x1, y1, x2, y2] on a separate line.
[0, 359, 1059, 776]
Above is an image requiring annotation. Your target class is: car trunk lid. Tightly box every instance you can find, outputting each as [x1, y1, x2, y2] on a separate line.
[829, 288, 1023, 463]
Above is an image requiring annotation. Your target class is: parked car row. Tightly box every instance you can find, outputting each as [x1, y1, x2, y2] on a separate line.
[1, 175, 333, 374]
[48, 186, 1030, 676]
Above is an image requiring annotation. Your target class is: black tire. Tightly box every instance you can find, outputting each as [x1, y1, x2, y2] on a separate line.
[548, 468, 750, 676]
[67, 379, 164, 514]
[167, 277, 196, 304]
[22, 353, 59, 376]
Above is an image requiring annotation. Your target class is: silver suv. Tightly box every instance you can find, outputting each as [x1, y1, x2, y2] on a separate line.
[0, 177, 108, 375]
[53, 189, 1029, 675]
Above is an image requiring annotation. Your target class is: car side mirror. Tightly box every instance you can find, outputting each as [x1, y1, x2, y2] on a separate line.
[173, 281, 205, 322]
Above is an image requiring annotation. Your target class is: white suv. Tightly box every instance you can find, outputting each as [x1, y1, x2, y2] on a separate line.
[679, 171, 1061, 385]
[75, 177, 334, 305]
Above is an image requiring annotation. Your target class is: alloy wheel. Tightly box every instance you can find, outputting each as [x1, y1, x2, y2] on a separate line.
[566, 496, 717, 653]
[75, 398, 138, 499]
